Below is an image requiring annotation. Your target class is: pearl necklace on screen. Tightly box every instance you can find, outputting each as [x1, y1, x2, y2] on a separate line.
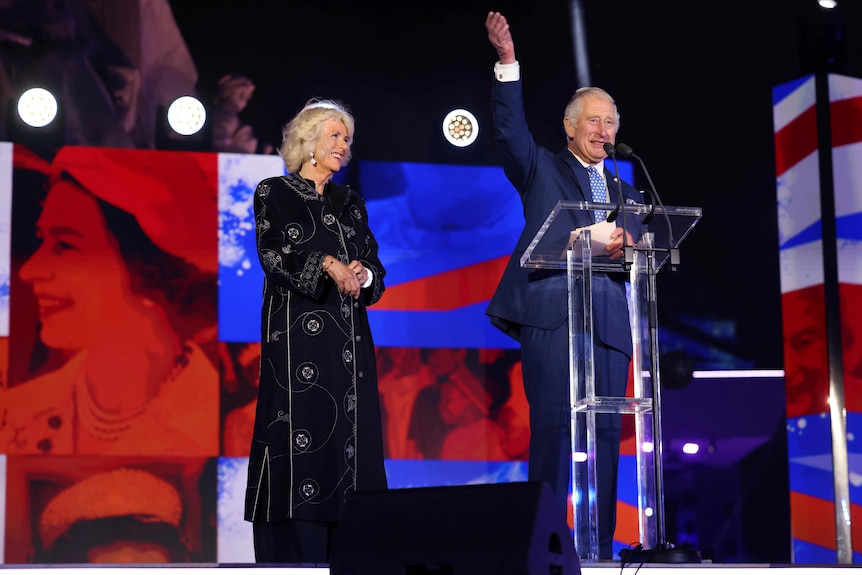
[75, 345, 192, 443]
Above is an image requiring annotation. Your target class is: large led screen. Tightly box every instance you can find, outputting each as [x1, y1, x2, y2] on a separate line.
[1, 143, 642, 563]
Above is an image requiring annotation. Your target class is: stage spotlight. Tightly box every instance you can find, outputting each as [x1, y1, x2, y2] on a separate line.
[166, 95, 206, 136]
[7, 88, 65, 158]
[17, 87, 58, 128]
[442, 108, 478, 148]
[155, 95, 211, 151]
[682, 442, 700, 455]
[818, 0, 837, 8]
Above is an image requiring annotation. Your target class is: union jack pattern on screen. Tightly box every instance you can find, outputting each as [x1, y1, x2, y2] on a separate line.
[774, 73, 862, 563]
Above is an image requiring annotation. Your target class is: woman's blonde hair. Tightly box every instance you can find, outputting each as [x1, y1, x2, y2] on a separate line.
[278, 97, 355, 173]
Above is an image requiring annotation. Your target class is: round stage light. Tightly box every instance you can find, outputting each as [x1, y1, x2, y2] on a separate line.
[17, 87, 58, 128]
[442, 108, 478, 147]
[166, 96, 207, 136]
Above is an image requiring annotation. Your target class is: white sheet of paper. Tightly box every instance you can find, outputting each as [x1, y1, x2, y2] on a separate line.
[565, 220, 615, 256]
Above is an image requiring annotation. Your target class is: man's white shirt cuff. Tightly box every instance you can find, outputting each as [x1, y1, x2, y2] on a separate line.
[494, 61, 520, 82]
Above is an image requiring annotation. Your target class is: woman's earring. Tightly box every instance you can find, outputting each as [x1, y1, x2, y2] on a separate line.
[310, 153, 317, 166]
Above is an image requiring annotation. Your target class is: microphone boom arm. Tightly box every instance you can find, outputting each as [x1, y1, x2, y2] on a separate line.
[616, 143, 678, 269]
[603, 142, 632, 269]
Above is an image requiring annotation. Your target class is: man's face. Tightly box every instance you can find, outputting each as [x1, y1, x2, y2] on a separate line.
[564, 95, 618, 165]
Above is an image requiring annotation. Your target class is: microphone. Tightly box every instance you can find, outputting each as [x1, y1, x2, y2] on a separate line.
[602, 143, 621, 223]
[614, 142, 634, 159]
[615, 143, 678, 268]
[602, 142, 630, 266]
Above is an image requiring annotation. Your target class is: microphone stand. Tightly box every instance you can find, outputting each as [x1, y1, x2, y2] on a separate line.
[617, 143, 678, 270]
[613, 143, 700, 565]
[640, 189, 657, 225]
[602, 143, 633, 269]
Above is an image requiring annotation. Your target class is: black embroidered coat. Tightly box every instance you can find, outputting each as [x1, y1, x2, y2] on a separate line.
[244, 172, 387, 524]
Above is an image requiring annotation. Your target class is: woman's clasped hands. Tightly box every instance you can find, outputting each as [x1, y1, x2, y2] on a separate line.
[325, 256, 365, 298]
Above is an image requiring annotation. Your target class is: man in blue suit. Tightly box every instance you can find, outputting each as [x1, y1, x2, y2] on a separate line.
[484, 11, 643, 560]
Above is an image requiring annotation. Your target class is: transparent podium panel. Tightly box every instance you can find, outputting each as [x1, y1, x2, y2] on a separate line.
[523, 201, 701, 563]
[520, 200, 701, 273]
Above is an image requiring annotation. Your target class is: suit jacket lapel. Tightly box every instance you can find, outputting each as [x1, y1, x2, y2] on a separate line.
[558, 148, 590, 202]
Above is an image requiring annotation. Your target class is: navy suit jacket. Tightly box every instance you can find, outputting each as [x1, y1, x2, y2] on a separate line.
[485, 77, 643, 358]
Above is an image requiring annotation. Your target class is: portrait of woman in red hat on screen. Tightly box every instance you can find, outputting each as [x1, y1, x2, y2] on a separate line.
[1, 145, 220, 456]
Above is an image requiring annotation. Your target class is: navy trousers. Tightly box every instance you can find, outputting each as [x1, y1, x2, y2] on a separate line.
[521, 321, 629, 559]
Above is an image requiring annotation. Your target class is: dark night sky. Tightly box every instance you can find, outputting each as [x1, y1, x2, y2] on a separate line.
[168, 0, 862, 370]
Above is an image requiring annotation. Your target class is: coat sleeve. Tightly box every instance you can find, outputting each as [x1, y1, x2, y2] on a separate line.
[355, 196, 386, 307]
[254, 177, 327, 299]
[492, 78, 540, 196]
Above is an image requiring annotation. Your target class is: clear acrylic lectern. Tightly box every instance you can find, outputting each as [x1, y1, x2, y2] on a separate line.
[520, 200, 701, 562]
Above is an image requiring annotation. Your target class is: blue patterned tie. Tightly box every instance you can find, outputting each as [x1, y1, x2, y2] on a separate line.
[587, 165, 607, 223]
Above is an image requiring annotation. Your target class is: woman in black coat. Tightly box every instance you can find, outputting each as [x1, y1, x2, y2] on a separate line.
[245, 98, 387, 564]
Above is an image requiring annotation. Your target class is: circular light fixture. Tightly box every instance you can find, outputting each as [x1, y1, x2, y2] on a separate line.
[17, 87, 58, 128]
[166, 95, 207, 136]
[442, 108, 478, 148]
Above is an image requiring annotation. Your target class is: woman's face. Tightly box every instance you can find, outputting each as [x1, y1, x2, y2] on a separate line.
[312, 118, 351, 173]
[18, 179, 135, 350]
